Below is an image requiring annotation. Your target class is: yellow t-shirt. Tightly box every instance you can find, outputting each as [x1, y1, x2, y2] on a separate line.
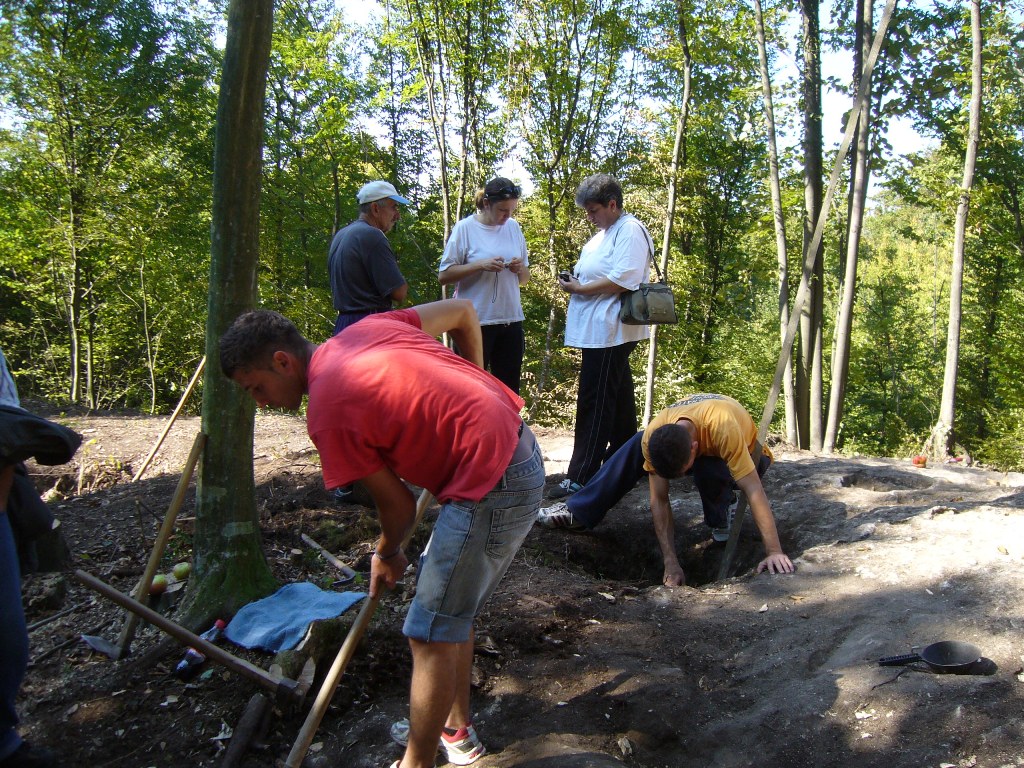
[641, 394, 772, 479]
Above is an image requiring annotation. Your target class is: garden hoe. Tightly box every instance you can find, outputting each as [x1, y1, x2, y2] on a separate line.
[75, 568, 308, 706]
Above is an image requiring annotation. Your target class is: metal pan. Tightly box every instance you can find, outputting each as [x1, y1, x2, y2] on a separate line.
[878, 640, 982, 674]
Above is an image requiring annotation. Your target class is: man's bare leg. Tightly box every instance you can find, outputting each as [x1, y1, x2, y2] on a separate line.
[401, 638, 458, 768]
[444, 632, 473, 730]
[400, 633, 476, 767]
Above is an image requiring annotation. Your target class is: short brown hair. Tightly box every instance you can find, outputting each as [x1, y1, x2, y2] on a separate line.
[219, 310, 305, 377]
[647, 424, 692, 479]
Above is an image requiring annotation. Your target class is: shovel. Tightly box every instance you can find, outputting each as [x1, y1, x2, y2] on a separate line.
[81, 432, 205, 659]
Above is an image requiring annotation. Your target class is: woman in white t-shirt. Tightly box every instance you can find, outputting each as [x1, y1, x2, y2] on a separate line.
[547, 173, 652, 499]
[438, 177, 531, 394]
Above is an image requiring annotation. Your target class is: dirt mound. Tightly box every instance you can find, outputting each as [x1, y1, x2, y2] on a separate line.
[14, 410, 1024, 768]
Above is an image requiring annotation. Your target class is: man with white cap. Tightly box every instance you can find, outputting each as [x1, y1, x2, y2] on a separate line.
[328, 180, 411, 335]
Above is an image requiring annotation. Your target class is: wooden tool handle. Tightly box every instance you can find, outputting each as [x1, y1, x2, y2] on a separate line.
[76, 569, 298, 700]
[117, 431, 206, 653]
[283, 487, 434, 768]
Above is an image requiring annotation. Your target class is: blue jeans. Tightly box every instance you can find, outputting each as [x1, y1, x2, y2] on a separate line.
[0, 512, 28, 760]
[404, 434, 544, 643]
[566, 431, 771, 529]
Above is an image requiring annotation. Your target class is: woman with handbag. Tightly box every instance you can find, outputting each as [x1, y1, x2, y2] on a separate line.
[550, 173, 651, 499]
[438, 177, 531, 394]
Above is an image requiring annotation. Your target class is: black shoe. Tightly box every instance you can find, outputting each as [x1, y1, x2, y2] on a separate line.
[0, 742, 58, 768]
[546, 478, 582, 500]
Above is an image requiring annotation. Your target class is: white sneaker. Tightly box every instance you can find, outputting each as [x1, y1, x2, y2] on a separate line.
[389, 719, 486, 765]
[536, 502, 585, 530]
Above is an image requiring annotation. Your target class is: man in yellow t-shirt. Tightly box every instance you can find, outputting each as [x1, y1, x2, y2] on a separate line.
[536, 393, 794, 586]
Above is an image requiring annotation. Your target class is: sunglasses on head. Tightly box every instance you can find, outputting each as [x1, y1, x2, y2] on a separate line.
[485, 184, 521, 201]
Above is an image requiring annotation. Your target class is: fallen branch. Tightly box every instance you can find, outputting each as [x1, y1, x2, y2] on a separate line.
[27, 603, 81, 633]
[300, 533, 357, 580]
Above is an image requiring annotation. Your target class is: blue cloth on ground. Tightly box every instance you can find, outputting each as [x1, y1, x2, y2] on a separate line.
[224, 582, 366, 652]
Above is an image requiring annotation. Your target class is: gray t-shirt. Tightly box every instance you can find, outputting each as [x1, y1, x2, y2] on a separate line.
[327, 219, 407, 314]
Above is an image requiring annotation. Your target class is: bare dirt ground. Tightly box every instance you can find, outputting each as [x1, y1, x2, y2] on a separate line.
[13, 406, 1024, 768]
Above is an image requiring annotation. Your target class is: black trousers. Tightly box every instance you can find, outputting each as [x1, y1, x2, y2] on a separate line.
[566, 341, 640, 485]
[691, 452, 772, 527]
[481, 322, 524, 395]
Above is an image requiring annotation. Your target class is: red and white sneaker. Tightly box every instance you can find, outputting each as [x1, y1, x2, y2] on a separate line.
[440, 724, 486, 765]
[389, 719, 487, 766]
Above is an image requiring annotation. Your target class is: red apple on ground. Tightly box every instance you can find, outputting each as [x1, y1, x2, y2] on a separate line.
[912, 455, 927, 467]
[149, 573, 169, 595]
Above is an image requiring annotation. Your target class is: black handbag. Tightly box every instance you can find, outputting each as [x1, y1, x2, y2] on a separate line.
[620, 250, 678, 326]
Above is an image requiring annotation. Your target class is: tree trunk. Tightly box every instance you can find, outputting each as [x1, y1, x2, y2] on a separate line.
[406, 0, 452, 239]
[754, 0, 798, 445]
[752, 0, 897, 452]
[184, 0, 277, 630]
[930, 0, 982, 458]
[644, 7, 691, 425]
[797, 0, 824, 451]
[534, 181, 561, 417]
[823, 0, 874, 454]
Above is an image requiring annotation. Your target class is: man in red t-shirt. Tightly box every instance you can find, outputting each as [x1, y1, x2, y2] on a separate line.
[220, 300, 544, 768]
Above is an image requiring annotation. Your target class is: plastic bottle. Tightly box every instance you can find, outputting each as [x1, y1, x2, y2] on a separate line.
[174, 619, 226, 680]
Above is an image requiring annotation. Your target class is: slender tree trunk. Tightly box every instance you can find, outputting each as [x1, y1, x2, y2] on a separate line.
[68, 210, 83, 403]
[454, 8, 475, 228]
[85, 276, 96, 409]
[823, 0, 874, 453]
[930, 0, 982, 458]
[186, 0, 277, 630]
[751, 0, 897, 454]
[534, 181, 561, 416]
[406, 0, 452, 238]
[754, 0, 798, 445]
[139, 260, 158, 414]
[644, 7, 691, 425]
[797, 0, 824, 451]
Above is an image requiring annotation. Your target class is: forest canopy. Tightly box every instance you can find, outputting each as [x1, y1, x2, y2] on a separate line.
[1, 0, 1022, 470]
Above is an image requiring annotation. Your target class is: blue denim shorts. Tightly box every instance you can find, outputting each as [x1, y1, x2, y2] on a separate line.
[403, 433, 544, 643]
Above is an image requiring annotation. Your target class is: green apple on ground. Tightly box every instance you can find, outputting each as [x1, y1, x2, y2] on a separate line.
[172, 562, 192, 580]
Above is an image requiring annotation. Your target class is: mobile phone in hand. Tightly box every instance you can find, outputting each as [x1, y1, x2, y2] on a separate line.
[558, 271, 571, 281]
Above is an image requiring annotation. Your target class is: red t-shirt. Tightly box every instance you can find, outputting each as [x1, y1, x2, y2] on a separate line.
[306, 309, 525, 502]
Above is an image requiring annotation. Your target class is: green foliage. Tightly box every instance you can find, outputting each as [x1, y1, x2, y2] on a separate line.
[2, 0, 1022, 470]
[0, 0, 218, 410]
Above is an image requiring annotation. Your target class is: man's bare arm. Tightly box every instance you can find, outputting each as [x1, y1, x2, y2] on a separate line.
[649, 473, 685, 586]
[735, 472, 794, 574]
[360, 466, 416, 597]
[414, 299, 483, 367]
[390, 282, 409, 304]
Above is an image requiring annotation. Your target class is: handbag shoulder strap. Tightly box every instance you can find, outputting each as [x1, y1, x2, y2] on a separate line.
[609, 215, 666, 283]
[641, 227, 666, 283]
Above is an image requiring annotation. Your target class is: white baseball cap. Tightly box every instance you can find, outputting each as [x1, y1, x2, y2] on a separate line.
[357, 180, 411, 205]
